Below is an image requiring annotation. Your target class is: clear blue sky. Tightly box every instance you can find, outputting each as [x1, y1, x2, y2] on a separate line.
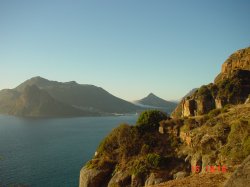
[0, 0, 250, 101]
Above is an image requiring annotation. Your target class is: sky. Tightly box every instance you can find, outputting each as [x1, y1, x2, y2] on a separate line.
[0, 0, 250, 101]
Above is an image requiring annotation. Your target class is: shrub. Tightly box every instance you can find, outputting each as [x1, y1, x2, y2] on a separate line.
[243, 136, 250, 157]
[136, 110, 169, 132]
[146, 153, 161, 168]
[197, 85, 212, 99]
[221, 119, 250, 162]
[97, 124, 140, 159]
[130, 159, 148, 176]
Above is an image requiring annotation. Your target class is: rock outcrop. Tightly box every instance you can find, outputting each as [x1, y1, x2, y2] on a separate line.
[107, 170, 131, 187]
[215, 47, 250, 83]
[79, 167, 111, 187]
[145, 172, 170, 186]
[172, 47, 250, 118]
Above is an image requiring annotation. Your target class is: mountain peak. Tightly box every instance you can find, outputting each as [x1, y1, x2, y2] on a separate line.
[15, 76, 53, 91]
[148, 93, 156, 97]
[135, 93, 177, 113]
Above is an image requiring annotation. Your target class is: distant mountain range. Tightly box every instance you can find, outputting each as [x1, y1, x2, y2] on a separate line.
[134, 93, 178, 114]
[0, 76, 141, 117]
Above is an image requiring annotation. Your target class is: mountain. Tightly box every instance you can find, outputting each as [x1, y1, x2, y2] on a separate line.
[15, 76, 139, 114]
[0, 76, 140, 117]
[134, 93, 177, 113]
[9, 85, 91, 117]
[172, 47, 250, 118]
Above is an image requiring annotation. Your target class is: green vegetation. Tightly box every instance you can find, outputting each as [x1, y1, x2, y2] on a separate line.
[136, 110, 169, 131]
[221, 119, 250, 163]
[146, 153, 162, 168]
[97, 124, 140, 159]
[85, 103, 250, 185]
[208, 108, 221, 118]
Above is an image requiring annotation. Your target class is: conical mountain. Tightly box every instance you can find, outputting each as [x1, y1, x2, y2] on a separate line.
[135, 93, 177, 113]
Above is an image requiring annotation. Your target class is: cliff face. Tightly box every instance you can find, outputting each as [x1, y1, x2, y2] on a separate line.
[216, 47, 250, 83]
[173, 47, 250, 118]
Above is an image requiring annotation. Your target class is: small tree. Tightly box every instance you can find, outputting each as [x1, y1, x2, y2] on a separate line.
[136, 110, 169, 132]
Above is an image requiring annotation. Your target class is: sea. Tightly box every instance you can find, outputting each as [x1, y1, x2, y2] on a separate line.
[0, 114, 138, 187]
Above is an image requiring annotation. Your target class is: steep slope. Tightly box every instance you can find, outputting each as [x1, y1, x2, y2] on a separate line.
[79, 103, 250, 187]
[171, 88, 198, 118]
[172, 47, 250, 118]
[182, 88, 198, 99]
[15, 76, 139, 114]
[215, 47, 250, 83]
[135, 93, 177, 113]
[0, 89, 20, 114]
[9, 85, 92, 117]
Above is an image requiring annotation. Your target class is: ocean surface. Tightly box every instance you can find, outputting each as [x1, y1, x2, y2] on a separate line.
[0, 115, 137, 187]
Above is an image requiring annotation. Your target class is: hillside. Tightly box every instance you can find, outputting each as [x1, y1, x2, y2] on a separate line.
[79, 103, 250, 186]
[15, 76, 139, 114]
[8, 85, 91, 117]
[134, 93, 177, 113]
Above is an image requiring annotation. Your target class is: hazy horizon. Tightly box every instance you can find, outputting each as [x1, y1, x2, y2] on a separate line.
[1, 0, 250, 101]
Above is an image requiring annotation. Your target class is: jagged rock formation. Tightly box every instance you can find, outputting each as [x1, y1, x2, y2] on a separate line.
[172, 47, 250, 118]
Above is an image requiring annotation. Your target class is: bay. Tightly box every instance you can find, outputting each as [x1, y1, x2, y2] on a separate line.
[0, 115, 137, 187]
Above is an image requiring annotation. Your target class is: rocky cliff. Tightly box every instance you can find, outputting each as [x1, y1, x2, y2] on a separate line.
[79, 104, 250, 187]
[215, 47, 250, 83]
[172, 47, 250, 118]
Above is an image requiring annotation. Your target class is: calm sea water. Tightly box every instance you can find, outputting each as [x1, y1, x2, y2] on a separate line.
[0, 115, 137, 187]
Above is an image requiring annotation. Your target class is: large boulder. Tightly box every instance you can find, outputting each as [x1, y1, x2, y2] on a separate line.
[79, 166, 111, 187]
[224, 155, 250, 187]
[145, 172, 170, 186]
[107, 170, 131, 187]
[217, 47, 250, 83]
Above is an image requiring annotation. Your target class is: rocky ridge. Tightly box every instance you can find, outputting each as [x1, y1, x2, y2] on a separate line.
[172, 47, 250, 118]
